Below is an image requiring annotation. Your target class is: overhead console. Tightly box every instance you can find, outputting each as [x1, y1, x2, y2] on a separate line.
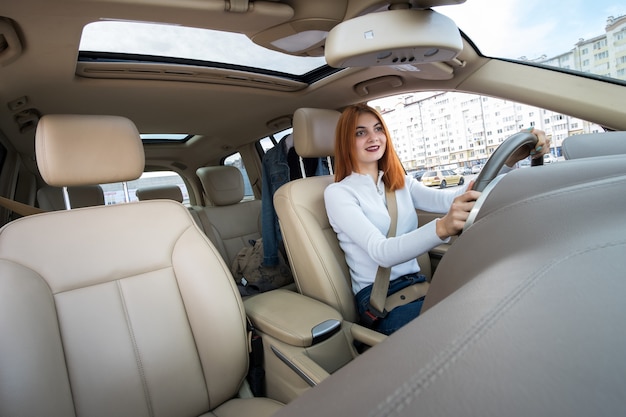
[325, 6, 464, 80]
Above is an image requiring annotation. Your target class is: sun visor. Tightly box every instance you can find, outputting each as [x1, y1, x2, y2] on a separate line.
[325, 9, 463, 68]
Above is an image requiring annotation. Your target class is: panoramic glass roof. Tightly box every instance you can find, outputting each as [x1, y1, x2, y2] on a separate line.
[79, 21, 327, 76]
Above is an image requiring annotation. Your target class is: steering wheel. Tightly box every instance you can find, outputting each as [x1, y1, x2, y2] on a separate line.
[471, 131, 541, 192]
[464, 131, 541, 231]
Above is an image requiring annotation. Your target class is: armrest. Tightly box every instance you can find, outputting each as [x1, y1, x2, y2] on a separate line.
[244, 289, 343, 347]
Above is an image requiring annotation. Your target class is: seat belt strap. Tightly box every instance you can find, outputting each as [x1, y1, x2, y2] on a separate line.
[368, 186, 397, 317]
[0, 195, 45, 217]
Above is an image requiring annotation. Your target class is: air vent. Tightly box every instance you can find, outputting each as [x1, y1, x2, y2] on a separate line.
[76, 62, 308, 92]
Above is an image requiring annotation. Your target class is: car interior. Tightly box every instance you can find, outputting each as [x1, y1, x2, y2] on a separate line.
[0, 0, 625, 416]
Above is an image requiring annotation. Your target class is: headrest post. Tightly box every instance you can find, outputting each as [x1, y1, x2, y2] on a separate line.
[62, 186, 72, 210]
[326, 156, 334, 176]
[298, 156, 307, 178]
[122, 182, 131, 203]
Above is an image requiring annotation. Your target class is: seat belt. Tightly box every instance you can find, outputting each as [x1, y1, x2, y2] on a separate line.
[368, 186, 398, 317]
[0, 195, 45, 217]
[367, 186, 429, 321]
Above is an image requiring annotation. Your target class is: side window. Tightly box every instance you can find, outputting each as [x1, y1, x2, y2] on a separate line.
[224, 152, 253, 199]
[370, 92, 603, 172]
[222, 128, 293, 201]
[260, 128, 293, 153]
[101, 171, 189, 205]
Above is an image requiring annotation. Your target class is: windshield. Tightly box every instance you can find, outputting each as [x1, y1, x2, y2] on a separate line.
[436, 0, 626, 84]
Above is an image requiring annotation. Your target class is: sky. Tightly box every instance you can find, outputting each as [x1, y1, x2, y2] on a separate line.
[435, 0, 625, 59]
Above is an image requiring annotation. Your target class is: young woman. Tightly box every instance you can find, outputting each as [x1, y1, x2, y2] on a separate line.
[324, 103, 549, 335]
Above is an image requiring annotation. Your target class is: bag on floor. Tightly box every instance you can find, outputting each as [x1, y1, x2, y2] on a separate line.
[231, 238, 293, 296]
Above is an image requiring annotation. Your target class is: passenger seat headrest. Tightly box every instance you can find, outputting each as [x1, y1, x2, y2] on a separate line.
[135, 185, 183, 203]
[36, 115, 145, 187]
[196, 165, 243, 206]
[293, 108, 341, 158]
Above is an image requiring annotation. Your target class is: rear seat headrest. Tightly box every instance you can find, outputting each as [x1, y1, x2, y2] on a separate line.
[196, 165, 243, 206]
[293, 108, 341, 158]
[35, 114, 144, 187]
[135, 185, 183, 203]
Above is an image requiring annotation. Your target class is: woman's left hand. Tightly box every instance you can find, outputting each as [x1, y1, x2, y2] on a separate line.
[505, 127, 551, 167]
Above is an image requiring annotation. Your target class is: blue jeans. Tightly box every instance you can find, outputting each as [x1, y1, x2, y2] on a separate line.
[355, 273, 427, 335]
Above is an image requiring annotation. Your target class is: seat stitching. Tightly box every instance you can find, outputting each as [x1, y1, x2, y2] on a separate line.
[117, 280, 155, 417]
[370, 239, 626, 417]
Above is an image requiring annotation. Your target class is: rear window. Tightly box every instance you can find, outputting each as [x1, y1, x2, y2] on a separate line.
[101, 171, 189, 205]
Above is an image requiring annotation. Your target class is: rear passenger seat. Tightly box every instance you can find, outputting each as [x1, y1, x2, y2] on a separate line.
[136, 167, 295, 293]
[135, 167, 261, 267]
[135, 183, 205, 238]
[193, 165, 262, 266]
[37, 185, 105, 210]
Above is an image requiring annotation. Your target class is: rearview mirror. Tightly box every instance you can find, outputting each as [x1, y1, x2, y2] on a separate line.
[325, 8, 463, 68]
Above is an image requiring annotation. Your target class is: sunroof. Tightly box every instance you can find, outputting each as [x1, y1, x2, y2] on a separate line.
[79, 21, 327, 76]
[140, 134, 191, 143]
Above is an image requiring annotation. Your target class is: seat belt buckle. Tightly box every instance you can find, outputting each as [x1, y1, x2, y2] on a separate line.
[361, 304, 387, 328]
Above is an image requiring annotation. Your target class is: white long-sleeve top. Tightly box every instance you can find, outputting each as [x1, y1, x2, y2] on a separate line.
[324, 171, 468, 294]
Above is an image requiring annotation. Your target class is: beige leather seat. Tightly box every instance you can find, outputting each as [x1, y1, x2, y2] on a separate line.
[194, 165, 262, 266]
[136, 184, 184, 203]
[37, 184, 105, 210]
[274, 108, 432, 323]
[0, 114, 282, 417]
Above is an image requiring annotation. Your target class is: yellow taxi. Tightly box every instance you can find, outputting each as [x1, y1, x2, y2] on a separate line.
[420, 169, 465, 188]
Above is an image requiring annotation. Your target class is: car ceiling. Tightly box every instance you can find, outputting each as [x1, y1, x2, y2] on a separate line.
[1, 0, 625, 181]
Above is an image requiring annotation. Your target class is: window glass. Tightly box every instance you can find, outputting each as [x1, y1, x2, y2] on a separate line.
[435, 1, 626, 86]
[224, 153, 253, 198]
[370, 92, 604, 172]
[80, 21, 326, 77]
[101, 171, 189, 205]
[260, 128, 293, 152]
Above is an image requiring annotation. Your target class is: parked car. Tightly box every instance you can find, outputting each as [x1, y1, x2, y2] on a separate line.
[544, 153, 559, 164]
[455, 166, 472, 175]
[1, 1, 625, 416]
[421, 169, 465, 188]
[471, 163, 485, 174]
[413, 169, 427, 181]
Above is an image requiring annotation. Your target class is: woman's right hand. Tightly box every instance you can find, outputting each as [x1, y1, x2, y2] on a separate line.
[436, 185, 481, 239]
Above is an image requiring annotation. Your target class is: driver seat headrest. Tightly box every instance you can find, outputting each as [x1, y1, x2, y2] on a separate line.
[293, 108, 341, 158]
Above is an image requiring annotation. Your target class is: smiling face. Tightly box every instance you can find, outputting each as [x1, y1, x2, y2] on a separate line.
[354, 111, 387, 175]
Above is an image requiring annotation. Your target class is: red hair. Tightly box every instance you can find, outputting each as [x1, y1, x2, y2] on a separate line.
[334, 103, 406, 191]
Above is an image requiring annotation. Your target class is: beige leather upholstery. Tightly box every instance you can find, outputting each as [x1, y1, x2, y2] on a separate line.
[136, 184, 184, 203]
[35, 114, 145, 187]
[37, 184, 105, 210]
[0, 115, 282, 417]
[195, 165, 262, 265]
[275, 108, 431, 322]
[274, 108, 358, 319]
[273, 153, 626, 417]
